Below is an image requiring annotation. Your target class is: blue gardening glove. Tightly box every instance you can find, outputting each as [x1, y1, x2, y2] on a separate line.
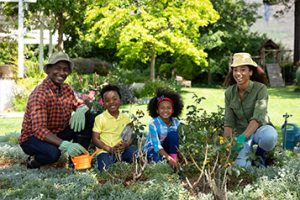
[69, 105, 89, 132]
[232, 133, 247, 152]
[59, 141, 87, 157]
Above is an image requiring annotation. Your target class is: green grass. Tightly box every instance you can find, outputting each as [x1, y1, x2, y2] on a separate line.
[1, 86, 300, 136]
[0, 117, 22, 135]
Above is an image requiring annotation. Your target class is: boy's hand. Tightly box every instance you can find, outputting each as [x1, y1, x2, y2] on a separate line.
[113, 142, 128, 153]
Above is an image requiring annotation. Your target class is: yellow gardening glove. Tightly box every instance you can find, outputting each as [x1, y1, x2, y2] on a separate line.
[69, 105, 89, 132]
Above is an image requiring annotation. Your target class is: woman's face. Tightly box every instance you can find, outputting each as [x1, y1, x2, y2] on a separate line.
[157, 101, 174, 121]
[232, 65, 253, 86]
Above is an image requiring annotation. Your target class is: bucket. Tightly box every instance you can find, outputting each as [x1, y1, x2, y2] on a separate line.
[71, 151, 98, 170]
[282, 123, 300, 150]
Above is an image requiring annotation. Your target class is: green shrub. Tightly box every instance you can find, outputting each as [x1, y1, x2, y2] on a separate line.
[134, 80, 181, 98]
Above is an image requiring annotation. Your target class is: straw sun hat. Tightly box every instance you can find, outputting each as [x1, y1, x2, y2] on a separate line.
[230, 52, 257, 68]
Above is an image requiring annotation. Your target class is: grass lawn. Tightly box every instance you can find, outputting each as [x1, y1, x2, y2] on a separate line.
[1, 86, 300, 136]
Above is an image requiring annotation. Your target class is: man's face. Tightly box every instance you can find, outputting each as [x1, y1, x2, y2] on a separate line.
[46, 61, 71, 86]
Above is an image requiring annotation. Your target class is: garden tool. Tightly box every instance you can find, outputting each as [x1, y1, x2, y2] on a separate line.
[120, 121, 134, 142]
[71, 150, 99, 170]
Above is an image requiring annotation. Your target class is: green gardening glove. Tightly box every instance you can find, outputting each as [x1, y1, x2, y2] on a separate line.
[232, 133, 247, 153]
[69, 105, 89, 132]
[59, 141, 87, 157]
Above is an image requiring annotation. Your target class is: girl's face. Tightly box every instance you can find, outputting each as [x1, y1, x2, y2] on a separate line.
[232, 65, 252, 86]
[157, 101, 174, 121]
[103, 91, 121, 116]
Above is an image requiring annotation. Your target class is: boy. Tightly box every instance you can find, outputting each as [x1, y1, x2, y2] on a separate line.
[92, 85, 136, 171]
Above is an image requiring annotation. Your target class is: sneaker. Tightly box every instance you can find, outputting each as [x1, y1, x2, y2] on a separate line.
[27, 156, 41, 169]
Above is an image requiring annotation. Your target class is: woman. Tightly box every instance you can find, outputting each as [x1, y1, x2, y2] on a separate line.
[223, 52, 277, 167]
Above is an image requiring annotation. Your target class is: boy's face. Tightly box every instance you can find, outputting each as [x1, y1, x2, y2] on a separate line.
[103, 90, 121, 115]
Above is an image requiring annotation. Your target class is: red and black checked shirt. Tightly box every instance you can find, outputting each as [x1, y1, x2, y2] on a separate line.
[19, 77, 82, 144]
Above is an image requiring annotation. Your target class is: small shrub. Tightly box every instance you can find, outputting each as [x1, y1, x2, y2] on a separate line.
[134, 79, 181, 98]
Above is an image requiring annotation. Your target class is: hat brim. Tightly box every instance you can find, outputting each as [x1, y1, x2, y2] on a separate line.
[44, 60, 74, 71]
[231, 62, 257, 68]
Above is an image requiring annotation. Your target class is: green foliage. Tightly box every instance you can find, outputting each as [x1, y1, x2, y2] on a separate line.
[85, 0, 220, 79]
[0, 37, 17, 65]
[134, 79, 181, 98]
[12, 94, 27, 112]
[200, 0, 267, 83]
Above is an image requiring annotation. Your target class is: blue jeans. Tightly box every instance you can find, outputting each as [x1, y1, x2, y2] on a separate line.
[96, 146, 137, 171]
[20, 113, 94, 166]
[235, 125, 278, 167]
[147, 130, 179, 162]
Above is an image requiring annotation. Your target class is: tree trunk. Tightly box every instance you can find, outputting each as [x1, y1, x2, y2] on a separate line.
[294, 0, 300, 64]
[150, 50, 156, 81]
[207, 69, 212, 84]
[57, 12, 64, 51]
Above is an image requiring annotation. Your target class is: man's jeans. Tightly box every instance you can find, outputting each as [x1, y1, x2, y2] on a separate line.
[20, 113, 94, 166]
[235, 125, 278, 167]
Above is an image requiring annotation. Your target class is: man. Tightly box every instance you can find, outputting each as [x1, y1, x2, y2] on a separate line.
[19, 51, 94, 169]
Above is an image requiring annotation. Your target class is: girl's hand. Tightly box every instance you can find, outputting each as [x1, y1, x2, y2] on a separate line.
[167, 156, 177, 168]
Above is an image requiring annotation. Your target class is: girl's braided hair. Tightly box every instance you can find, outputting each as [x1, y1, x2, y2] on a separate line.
[148, 88, 184, 118]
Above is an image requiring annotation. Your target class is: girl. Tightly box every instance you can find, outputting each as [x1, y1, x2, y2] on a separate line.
[143, 88, 184, 168]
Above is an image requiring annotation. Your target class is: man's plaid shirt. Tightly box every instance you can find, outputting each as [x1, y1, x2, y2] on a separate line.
[19, 77, 82, 144]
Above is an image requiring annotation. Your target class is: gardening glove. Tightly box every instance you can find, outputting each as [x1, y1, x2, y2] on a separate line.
[69, 105, 89, 132]
[59, 141, 87, 157]
[231, 133, 247, 153]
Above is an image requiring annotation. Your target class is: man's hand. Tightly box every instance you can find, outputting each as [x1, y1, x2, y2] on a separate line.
[59, 141, 87, 157]
[69, 105, 89, 132]
[232, 133, 247, 152]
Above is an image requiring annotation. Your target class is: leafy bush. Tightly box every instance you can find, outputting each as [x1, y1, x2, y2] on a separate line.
[134, 79, 181, 98]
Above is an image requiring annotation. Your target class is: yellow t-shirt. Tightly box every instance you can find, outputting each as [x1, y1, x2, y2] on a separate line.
[93, 110, 130, 153]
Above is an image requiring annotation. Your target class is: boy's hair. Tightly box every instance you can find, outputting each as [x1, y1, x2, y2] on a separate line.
[148, 88, 184, 118]
[100, 84, 122, 99]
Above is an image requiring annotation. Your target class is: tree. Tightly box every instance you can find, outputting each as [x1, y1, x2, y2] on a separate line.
[85, 0, 219, 81]
[27, 0, 87, 51]
[264, 0, 300, 64]
[199, 0, 266, 83]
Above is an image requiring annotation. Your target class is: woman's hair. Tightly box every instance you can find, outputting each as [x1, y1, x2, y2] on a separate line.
[148, 88, 184, 118]
[100, 84, 121, 99]
[223, 65, 269, 87]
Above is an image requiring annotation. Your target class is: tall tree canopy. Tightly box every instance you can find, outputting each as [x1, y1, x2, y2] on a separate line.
[85, 0, 219, 80]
